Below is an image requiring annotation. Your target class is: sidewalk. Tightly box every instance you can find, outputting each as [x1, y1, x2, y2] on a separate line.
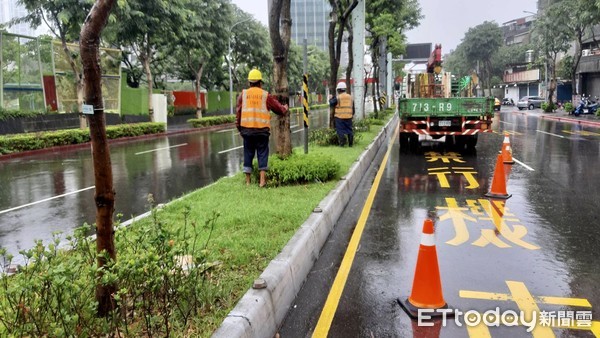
[509, 107, 600, 127]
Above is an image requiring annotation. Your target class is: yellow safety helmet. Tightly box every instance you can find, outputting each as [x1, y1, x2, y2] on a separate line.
[248, 68, 263, 82]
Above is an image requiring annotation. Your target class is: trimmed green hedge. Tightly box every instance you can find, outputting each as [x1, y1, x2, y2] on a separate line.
[289, 103, 329, 113]
[188, 115, 236, 128]
[0, 107, 46, 121]
[0, 122, 165, 155]
[251, 152, 340, 186]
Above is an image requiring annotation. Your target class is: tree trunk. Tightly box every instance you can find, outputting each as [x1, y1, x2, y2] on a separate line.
[268, 0, 292, 157]
[572, 30, 583, 95]
[345, 22, 353, 92]
[327, 6, 338, 129]
[548, 57, 557, 109]
[60, 38, 87, 129]
[77, 82, 86, 129]
[372, 63, 379, 117]
[195, 64, 204, 119]
[141, 44, 155, 122]
[485, 61, 492, 96]
[80, 0, 118, 317]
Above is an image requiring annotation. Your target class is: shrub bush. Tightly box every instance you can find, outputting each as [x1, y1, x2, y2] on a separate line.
[188, 115, 235, 128]
[174, 107, 199, 116]
[250, 153, 340, 186]
[289, 103, 329, 114]
[309, 128, 339, 146]
[563, 102, 574, 113]
[0, 107, 45, 121]
[0, 202, 220, 336]
[353, 118, 371, 132]
[542, 102, 556, 112]
[0, 122, 165, 155]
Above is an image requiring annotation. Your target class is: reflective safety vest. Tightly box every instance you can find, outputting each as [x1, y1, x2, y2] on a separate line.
[241, 87, 270, 129]
[335, 93, 353, 119]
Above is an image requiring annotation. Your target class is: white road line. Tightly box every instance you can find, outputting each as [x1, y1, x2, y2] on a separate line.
[135, 143, 188, 155]
[0, 186, 96, 215]
[290, 124, 299, 128]
[292, 128, 304, 134]
[218, 145, 243, 154]
[499, 121, 514, 125]
[512, 158, 535, 171]
[216, 128, 236, 133]
[536, 130, 565, 138]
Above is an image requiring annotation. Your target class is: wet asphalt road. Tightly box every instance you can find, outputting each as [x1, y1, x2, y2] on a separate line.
[0, 110, 328, 261]
[281, 107, 600, 337]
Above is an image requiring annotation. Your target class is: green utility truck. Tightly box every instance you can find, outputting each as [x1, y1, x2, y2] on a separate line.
[398, 44, 494, 152]
[398, 96, 494, 152]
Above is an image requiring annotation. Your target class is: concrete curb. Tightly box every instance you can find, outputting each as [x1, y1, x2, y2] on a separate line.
[212, 115, 399, 338]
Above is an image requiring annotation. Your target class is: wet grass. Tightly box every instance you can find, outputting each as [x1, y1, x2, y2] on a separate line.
[148, 127, 384, 335]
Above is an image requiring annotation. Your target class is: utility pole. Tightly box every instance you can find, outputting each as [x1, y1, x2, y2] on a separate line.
[351, 0, 365, 119]
[386, 52, 392, 108]
[228, 19, 251, 115]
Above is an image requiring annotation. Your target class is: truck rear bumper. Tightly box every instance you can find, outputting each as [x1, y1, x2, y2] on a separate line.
[400, 116, 491, 135]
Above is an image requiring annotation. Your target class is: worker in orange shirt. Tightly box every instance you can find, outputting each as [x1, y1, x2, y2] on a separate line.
[236, 69, 289, 187]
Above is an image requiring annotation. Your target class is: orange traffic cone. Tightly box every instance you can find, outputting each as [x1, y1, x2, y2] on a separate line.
[399, 219, 452, 319]
[485, 154, 512, 199]
[501, 132, 515, 164]
[504, 163, 513, 182]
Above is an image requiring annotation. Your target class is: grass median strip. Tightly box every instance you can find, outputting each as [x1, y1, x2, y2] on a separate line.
[0, 111, 393, 336]
[150, 130, 381, 334]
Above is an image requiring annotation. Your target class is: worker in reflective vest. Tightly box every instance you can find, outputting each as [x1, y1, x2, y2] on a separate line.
[329, 81, 354, 146]
[236, 68, 288, 187]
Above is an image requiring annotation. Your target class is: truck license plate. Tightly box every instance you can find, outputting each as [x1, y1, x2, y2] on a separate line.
[438, 120, 451, 127]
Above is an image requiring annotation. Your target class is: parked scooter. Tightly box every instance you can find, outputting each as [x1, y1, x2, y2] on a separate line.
[501, 98, 514, 106]
[573, 95, 599, 116]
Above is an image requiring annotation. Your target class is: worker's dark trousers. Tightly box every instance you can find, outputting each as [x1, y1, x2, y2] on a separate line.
[335, 117, 354, 147]
[242, 134, 269, 173]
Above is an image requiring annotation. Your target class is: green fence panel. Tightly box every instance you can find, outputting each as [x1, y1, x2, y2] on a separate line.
[120, 76, 148, 115]
[207, 91, 236, 113]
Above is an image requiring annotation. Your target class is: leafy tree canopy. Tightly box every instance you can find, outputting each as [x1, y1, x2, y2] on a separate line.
[15, 0, 93, 40]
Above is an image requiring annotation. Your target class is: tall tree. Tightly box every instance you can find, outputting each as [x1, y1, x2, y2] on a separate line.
[554, 0, 600, 96]
[286, 43, 304, 98]
[327, 0, 358, 128]
[79, 0, 117, 316]
[15, 0, 93, 128]
[171, 0, 232, 118]
[461, 21, 503, 95]
[268, 0, 292, 156]
[307, 46, 330, 97]
[533, 6, 572, 108]
[112, 0, 187, 121]
[229, 6, 273, 92]
[443, 44, 474, 78]
[366, 0, 421, 112]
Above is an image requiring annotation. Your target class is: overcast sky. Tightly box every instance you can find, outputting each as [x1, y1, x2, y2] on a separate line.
[231, 0, 538, 53]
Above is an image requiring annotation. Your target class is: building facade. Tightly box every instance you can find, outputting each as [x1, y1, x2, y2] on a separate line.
[0, 0, 46, 36]
[291, 0, 331, 51]
[499, 14, 545, 103]
[501, 16, 535, 46]
[576, 26, 600, 99]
